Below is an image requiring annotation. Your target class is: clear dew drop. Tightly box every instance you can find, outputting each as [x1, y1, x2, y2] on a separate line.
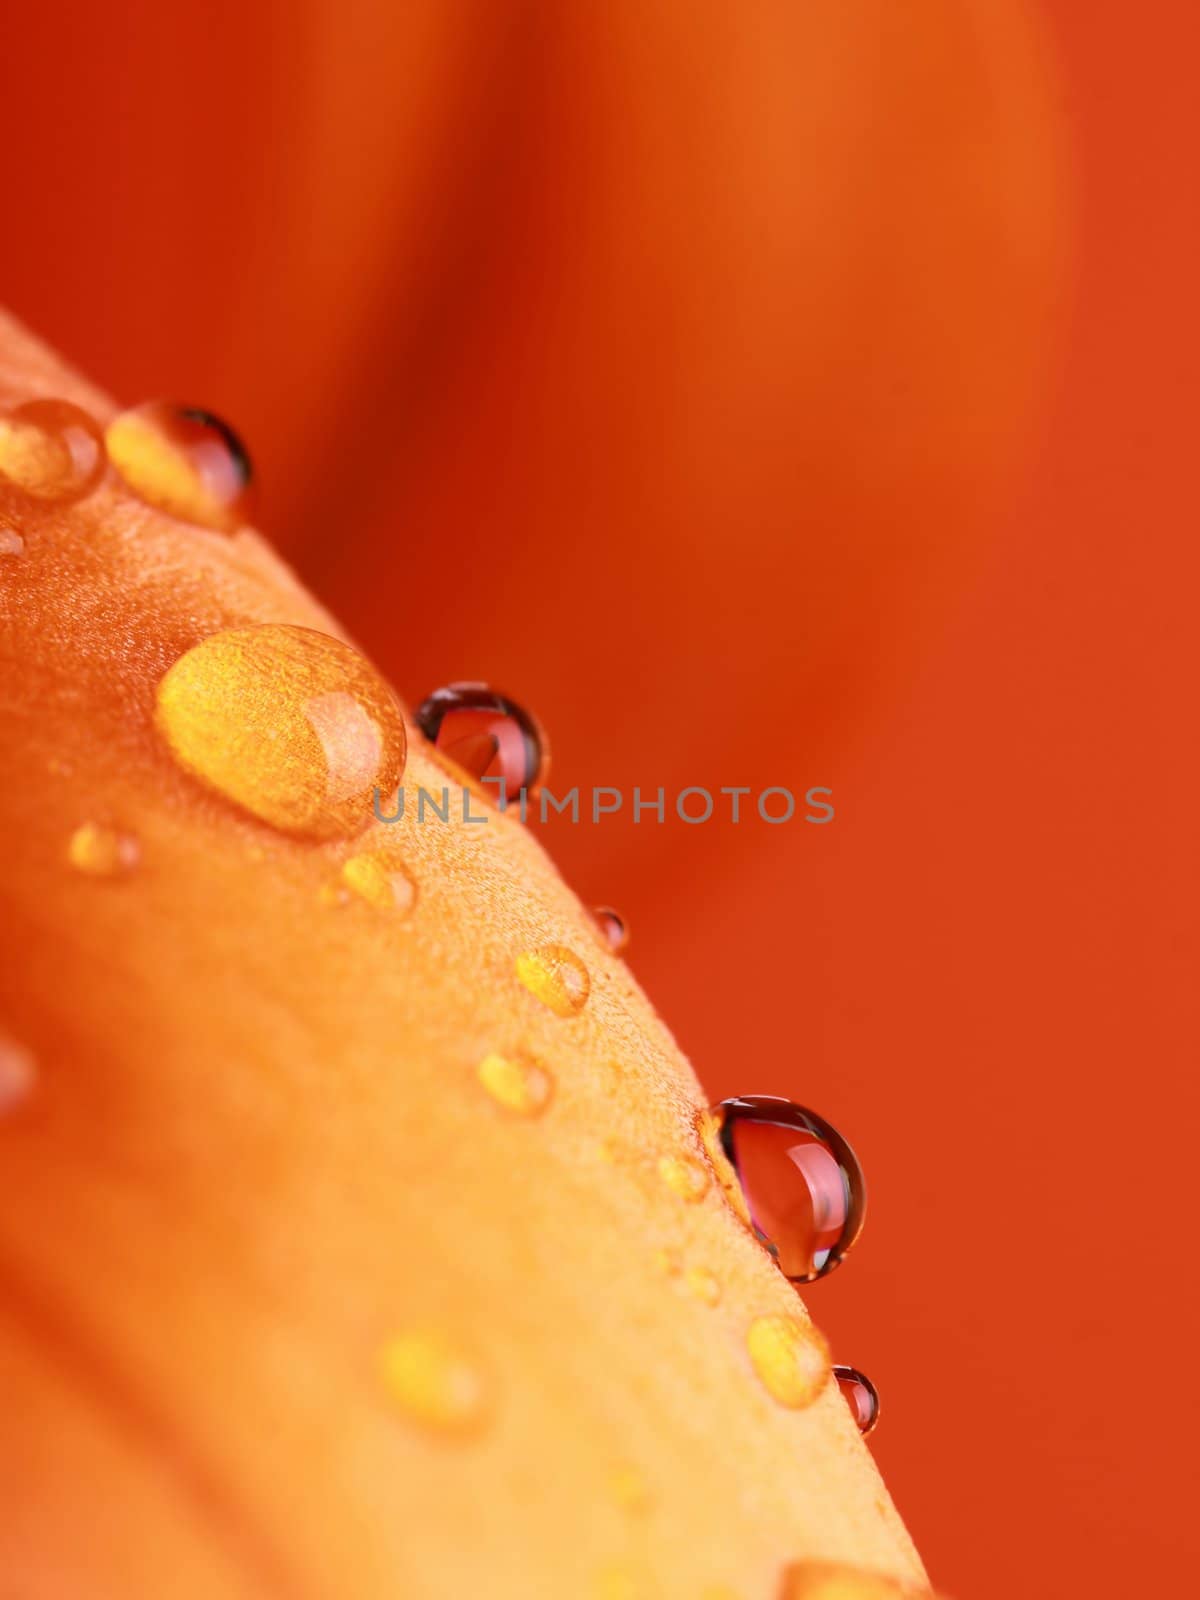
[708, 1096, 866, 1283]
[416, 681, 548, 803]
[380, 1329, 489, 1436]
[67, 822, 140, 878]
[832, 1364, 880, 1436]
[745, 1314, 831, 1410]
[341, 851, 417, 914]
[0, 400, 107, 504]
[106, 401, 253, 530]
[0, 528, 25, 556]
[0, 1033, 37, 1113]
[658, 1153, 710, 1203]
[476, 1051, 554, 1117]
[155, 624, 406, 840]
[591, 905, 629, 954]
[684, 1266, 722, 1306]
[514, 944, 590, 1016]
[780, 1562, 938, 1600]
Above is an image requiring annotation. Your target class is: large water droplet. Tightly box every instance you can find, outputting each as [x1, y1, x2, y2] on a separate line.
[0, 1033, 36, 1113]
[0, 400, 106, 504]
[477, 1051, 554, 1117]
[67, 822, 140, 878]
[341, 850, 417, 913]
[709, 1096, 865, 1282]
[107, 401, 253, 530]
[745, 1314, 830, 1409]
[658, 1153, 710, 1202]
[780, 1562, 938, 1599]
[380, 1329, 489, 1435]
[591, 906, 629, 954]
[0, 528, 25, 556]
[156, 625, 405, 839]
[416, 682, 547, 803]
[515, 944, 590, 1016]
[833, 1365, 880, 1436]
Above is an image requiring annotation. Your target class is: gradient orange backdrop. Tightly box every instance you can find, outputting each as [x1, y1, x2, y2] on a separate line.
[5, 3, 1197, 1598]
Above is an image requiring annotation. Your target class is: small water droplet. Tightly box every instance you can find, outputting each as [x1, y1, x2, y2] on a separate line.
[515, 944, 590, 1016]
[156, 625, 405, 839]
[746, 1314, 830, 1409]
[780, 1562, 935, 1599]
[477, 1051, 554, 1117]
[341, 850, 417, 914]
[591, 905, 629, 954]
[380, 1329, 489, 1435]
[708, 1096, 865, 1282]
[0, 400, 106, 504]
[684, 1266, 722, 1306]
[416, 682, 547, 802]
[658, 1153, 710, 1203]
[609, 1463, 652, 1516]
[106, 401, 253, 530]
[593, 1565, 642, 1600]
[832, 1364, 880, 1436]
[67, 823, 140, 878]
[652, 1247, 681, 1278]
[0, 1033, 36, 1113]
[0, 528, 24, 556]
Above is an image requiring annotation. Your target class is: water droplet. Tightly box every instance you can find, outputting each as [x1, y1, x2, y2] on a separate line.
[684, 1266, 722, 1306]
[0, 528, 25, 556]
[746, 1314, 830, 1409]
[477, 1051, 554, 1117]
[416, 682, 547, 803]
[609, 1463, 652, 1516]
[156, 625, 405, 839]
[593, 1565, 642, 1600]
[591, 905, 629, 954]
[67, 823, 140, 878]
[0, 400, 106, 504]
[515, 944, 590, 1016]
[107, 401, 253, 530]
[380, 1329, 489, 1435]
[780, 1562, 936, 1599]
[658, 1153, 710, 1203]
[341, 850, 417, 914]
[709, 1096, 865, 1282]
[0, 1033, 36, 1113]
[833, 1364, 880, 1436]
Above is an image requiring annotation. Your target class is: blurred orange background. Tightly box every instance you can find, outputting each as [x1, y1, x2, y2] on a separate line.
[5, 3, 1197, 1597]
